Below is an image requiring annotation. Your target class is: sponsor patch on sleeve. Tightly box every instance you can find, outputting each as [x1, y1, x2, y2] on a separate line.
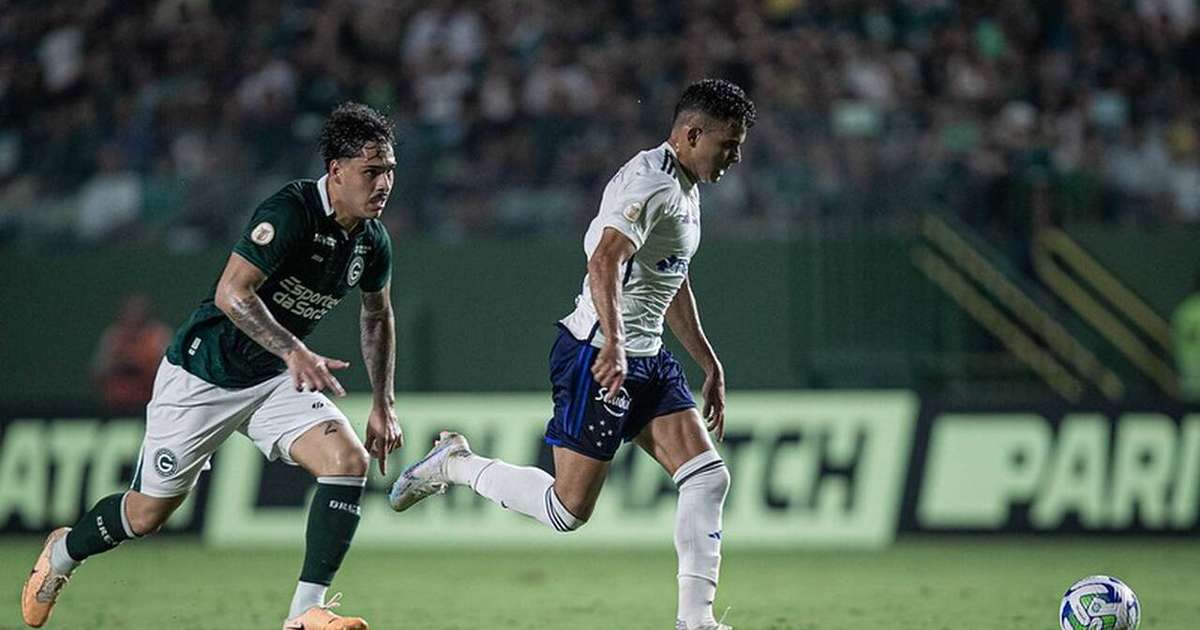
[251, 222, 275, 245]
[622, 202, 643, 222]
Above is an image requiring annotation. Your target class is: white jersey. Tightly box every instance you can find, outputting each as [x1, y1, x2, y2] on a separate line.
[560, 142, 701, 356]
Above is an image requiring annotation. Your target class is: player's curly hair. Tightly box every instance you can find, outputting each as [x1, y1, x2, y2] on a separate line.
[673, 79, 757, 129]
[319, 102, 394, 167]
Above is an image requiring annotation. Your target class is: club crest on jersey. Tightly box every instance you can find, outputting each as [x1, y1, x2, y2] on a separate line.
[623, 202, 643, 222]
[251, 222, 275, 245]
[347, 255, 365, 286]
[594, 386, 632, 417]
[153, 448, 178, 477]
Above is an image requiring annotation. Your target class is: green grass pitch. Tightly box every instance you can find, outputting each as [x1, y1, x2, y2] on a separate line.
[1, 538, 1196, 629]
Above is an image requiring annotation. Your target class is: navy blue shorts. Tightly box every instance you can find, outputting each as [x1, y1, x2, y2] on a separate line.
[544, 325, 696, 461]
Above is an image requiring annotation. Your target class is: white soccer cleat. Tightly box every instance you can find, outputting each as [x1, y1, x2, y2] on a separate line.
[676, 608, 733, 630]
[388, 431, 471, 512]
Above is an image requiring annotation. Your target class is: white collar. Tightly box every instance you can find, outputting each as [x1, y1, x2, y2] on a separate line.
[317, 174, 335, 217]
[662, 142, 695, 190]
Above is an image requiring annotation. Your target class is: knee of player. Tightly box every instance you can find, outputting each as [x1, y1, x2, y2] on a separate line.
[131, 519, 166, 537]
[677, 458, 730, 499]
[126, 495, 182, 536]
[330, 445, 370, 477]
[713, 464, 731, 494]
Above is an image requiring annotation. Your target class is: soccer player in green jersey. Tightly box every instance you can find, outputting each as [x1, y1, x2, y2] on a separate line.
[22, 102, 403, 630]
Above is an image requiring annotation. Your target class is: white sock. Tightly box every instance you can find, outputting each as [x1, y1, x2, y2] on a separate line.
[49, 536, 80, 576]
[288, 581, 328, 619]
[449, 455, 583, 532]
[673, 450, 729, 627]
[445, 452, 495, 488]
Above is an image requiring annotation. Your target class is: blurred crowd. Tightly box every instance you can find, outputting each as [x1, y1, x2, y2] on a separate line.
[3, 0, 1200, 249]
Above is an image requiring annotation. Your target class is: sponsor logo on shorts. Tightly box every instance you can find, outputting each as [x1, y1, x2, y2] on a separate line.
[595, 386, 632, 418]
[346, 256, 364, 286]
[153, 448, 178, 477]
[251, 222, 275, 245]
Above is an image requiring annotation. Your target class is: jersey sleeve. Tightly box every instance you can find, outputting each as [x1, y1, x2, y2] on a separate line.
[232, 186, 309, 277]
[359, 225, 392, 293]
[597, 171, 678, 250]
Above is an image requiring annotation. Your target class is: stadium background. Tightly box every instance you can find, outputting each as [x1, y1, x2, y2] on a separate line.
[1, 1, 1199, 628]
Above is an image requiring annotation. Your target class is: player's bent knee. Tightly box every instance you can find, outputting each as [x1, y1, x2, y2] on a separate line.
[712, 464, 731, 497]
[328, 445, 370, 477]
[675, 453, 730, 502]
[125, 491, 187, 536]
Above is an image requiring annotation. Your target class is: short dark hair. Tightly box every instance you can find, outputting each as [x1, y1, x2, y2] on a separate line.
[673, 79, 757, 129]
[319, 102, 394, 167]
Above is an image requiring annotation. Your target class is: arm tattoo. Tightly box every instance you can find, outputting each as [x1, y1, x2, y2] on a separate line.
[361, 289, 395, 404]
[225, 293, 299, 358]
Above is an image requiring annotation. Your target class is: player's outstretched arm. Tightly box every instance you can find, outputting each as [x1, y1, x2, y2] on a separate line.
[214, 252, 348, 395]
[665, 277, 726, 441]
[360, 281, 402, 473]
[589, 227, 638, 398]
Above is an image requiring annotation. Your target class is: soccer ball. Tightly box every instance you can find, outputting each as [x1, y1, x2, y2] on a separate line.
[1059, 575, 1140, 630]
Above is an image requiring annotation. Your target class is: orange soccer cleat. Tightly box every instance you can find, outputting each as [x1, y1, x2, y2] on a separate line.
[21, 527, 72, 628]
[282, 593, 368, 630]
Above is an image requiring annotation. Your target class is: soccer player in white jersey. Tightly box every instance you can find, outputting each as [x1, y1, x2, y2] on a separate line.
[390, 79, 755, 630]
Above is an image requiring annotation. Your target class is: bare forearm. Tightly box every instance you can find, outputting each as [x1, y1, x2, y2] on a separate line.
[666, 283, 719, 372]
[220, 291, 299, 358]
[588, 258, 625, 344]
[361, 308, 395, 405]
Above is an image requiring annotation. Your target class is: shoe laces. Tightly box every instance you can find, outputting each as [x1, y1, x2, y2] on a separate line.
[36, 573, 69, 603]
[319, 592, 343, 612]
[716, 606, 732, 629]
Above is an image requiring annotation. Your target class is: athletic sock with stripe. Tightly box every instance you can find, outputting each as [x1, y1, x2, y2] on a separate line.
[673, 450, 730, 628]
[448, 455, 584, 532]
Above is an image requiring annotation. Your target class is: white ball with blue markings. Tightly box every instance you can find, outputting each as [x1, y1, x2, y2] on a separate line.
[1060, 575, 1140, 630]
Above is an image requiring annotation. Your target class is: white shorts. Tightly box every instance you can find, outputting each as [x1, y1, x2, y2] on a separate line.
[132, 358, 350, 498]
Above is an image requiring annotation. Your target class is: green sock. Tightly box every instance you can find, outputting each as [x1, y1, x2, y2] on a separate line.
[65, 493, 135, 561]
[299, 478, 365, 586]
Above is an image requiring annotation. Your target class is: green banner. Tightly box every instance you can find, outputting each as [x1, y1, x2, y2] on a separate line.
[917, 411, 1200, 531]
[0, 418, 197, 532]
[204, 391, 918, 549]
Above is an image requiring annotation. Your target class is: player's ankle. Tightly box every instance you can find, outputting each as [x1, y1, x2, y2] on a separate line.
[48, 536, 81, 576]
[447, 452, 490, 487]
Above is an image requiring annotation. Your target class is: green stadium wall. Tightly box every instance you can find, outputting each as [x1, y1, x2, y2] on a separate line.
[1, 227, 1195, 405]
